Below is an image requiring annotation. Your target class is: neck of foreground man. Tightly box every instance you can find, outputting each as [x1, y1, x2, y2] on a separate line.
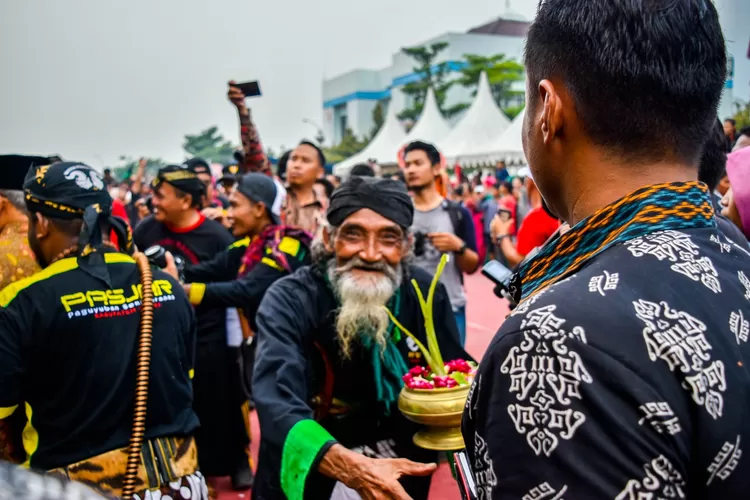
[561, 157, 698, 226]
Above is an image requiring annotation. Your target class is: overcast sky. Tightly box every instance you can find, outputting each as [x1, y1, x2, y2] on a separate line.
[0, 0, 538, 167]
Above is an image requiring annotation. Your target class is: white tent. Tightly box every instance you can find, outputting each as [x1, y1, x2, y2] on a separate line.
[333, 88, 407, 178]
[471, 108, 527, 164]
[401, 87, 452, 147]
[441, 72, 511, 163]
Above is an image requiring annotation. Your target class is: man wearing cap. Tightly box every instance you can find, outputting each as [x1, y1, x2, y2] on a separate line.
[133, 165, 249, 487]
[218, 162, 241, 195]
[179, 173, 311, 327]
[252, 176, 469, 500]
[0, 162, 206, 498]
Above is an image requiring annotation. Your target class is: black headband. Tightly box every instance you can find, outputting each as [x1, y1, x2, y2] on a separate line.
[327, 176, 413, 229]
[24, 162, 133, 286]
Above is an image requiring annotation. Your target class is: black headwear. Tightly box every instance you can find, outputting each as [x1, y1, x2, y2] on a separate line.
[23, 162, 133, 286]
[182, 157, 211, 175]
[327, 176, 414, 229]
[0, 155, 57, 190]
[152, 164, 206, 203]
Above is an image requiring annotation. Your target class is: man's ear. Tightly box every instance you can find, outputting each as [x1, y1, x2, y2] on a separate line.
[322, 226, 335, 253]
[34, 212, 51, 240]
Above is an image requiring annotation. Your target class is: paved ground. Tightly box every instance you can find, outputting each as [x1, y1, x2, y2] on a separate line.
[216, 272, 509, 499]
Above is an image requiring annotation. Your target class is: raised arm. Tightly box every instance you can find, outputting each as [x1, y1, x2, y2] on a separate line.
[227, 81, 271, 175]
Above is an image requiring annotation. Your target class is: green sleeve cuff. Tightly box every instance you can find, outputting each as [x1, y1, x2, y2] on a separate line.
[281, 419, 336, 500]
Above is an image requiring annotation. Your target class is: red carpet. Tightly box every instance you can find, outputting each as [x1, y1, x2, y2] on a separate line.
[216, 273, 508, 499]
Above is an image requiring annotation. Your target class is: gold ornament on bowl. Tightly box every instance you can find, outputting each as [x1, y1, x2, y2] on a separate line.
[398, 384, 469, 451]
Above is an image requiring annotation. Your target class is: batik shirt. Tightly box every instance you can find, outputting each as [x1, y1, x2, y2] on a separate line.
[462, 182, 750, 499]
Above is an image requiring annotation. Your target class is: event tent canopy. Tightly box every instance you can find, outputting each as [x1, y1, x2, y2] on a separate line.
[470, 108, 526, 164]
[333, 88, 407, 178]
[401, 87, 453, 148]
[441, 72, 511, 162]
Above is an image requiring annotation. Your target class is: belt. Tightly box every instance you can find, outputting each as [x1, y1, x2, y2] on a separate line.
[48, 435, 198, 497]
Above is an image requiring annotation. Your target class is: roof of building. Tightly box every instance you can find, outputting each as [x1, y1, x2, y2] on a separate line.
[468, 16, 531, 37]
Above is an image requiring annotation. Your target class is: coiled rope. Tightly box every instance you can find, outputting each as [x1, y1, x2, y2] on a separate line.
[121, 252, 154, 499]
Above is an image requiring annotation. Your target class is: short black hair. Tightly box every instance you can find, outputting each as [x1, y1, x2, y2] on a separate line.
[350, 164, 375, 177]
[739, 127, 750, 138]
[298, 141, 327, 168]
[500, 181, 513, 193]
[725, 118, 737, 126]
[404, 141, 441, 166]
[277, 150, 291, 180]
[314, 178, 335, 199]
[525, 0, 726, 163]
[698, 120, 728, 192]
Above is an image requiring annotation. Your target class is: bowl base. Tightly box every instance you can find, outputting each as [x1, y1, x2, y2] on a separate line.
[412, 426, 465, 451]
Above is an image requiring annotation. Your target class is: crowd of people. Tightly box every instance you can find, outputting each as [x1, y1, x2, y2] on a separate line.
[0, 0, 750, 499]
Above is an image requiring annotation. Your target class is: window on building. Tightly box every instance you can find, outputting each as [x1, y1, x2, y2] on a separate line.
[334, 103, 348, 144]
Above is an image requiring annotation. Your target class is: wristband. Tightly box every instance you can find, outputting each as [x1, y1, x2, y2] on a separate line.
[457, 242, 468, 255]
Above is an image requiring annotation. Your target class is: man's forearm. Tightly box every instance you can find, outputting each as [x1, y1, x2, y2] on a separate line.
[456, 249, 479, 274]
[499, 237, 524, 267]
[237, 107, 270, 174]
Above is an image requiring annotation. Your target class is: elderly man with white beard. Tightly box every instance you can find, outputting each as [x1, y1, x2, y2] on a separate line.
[251, 176, 470, 500]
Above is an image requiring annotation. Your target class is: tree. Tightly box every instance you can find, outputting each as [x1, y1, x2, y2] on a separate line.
[323, 128, 368, 164]
[370, 102, 385, 139]
[398, 42, 468, 122]
[733, 100, 750, 130]
[182, 126, 236, 164]
[456, 54, 525, 115]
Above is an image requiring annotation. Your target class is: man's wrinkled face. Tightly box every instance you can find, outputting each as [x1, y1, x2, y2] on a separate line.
[324, 208, 409, 358]
[404, 150, 438, 192]
[287, 144, 322, 189]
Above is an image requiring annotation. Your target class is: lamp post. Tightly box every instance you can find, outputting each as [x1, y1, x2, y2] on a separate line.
[302, 118, 326, 146]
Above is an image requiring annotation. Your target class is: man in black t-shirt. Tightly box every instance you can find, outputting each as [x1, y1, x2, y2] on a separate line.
[134, 164, 253, 489]
[0, 162, 205, 499]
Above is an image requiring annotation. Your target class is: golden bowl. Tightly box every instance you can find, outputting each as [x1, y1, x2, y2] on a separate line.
[398, 384, 470, 451]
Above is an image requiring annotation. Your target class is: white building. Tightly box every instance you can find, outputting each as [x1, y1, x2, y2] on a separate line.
[322, 14, 531, 145]
[323, 1, 748, 148]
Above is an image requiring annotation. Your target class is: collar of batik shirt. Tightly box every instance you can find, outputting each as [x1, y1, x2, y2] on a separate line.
[509, 181, 716, 303]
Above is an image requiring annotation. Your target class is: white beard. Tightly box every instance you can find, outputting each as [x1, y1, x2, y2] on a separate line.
[327, 258, 402, 359]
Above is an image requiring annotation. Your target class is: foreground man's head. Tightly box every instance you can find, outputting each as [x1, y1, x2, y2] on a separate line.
[522, 0, 726, 224]
[316, 176, 414, 357]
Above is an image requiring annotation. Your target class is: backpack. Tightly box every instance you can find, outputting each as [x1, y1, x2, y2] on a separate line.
[442, 199, 469, 284]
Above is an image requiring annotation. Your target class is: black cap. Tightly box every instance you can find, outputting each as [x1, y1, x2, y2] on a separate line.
[0, 155, 55, 190]
[182, 157, 211, 175]
[219, 162, 241, 183]
[236, 173, 282, 225]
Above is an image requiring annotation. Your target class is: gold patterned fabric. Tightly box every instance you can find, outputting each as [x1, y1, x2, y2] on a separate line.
[0, 220, 40, 290]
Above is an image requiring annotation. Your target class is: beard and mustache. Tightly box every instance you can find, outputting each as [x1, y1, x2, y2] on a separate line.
[326, 256, 403, 359]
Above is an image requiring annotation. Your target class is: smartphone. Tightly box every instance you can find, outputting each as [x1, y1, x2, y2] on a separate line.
[234, 80, 262, 98]
[453, 451, 477, 500]
[482, 260, 514, 290]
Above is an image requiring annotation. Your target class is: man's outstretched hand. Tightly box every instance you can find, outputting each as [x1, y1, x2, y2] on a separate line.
[227, 81, 247, 110]
[319, 444, 437, 500]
